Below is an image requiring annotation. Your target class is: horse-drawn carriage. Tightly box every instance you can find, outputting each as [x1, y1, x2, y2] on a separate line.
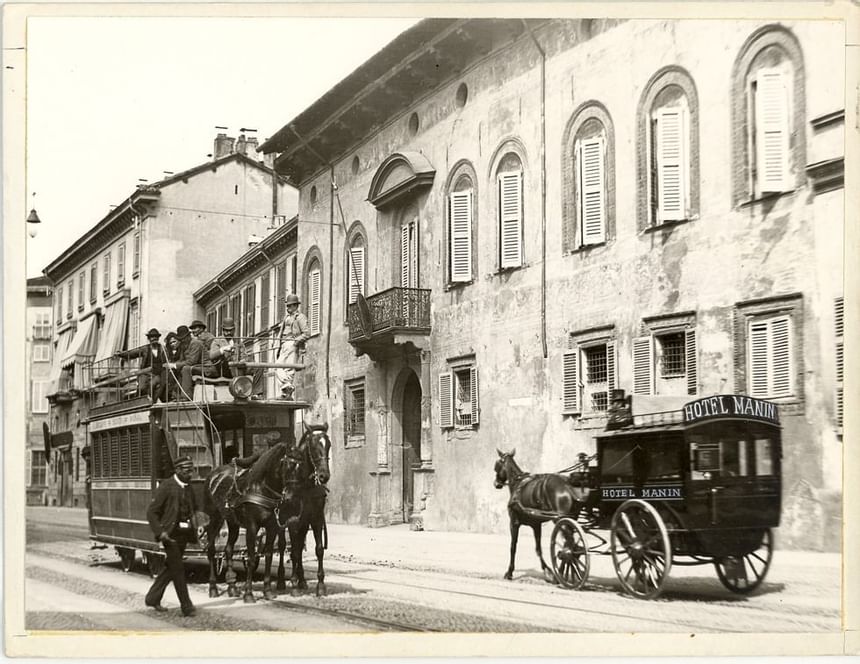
[495, 392, 781, 599]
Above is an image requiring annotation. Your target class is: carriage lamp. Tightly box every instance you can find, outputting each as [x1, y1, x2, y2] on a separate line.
[229, 375, 253, 400]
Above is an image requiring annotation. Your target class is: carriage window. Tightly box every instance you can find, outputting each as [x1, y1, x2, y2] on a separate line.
[645, 441, 683, 480]
[690, 423, 778, 478]
[754, 438, 774, 475]
[601, 440, 635, 481]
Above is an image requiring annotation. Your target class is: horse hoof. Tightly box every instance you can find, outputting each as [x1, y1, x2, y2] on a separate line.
[276, 581, 287, 591]
[262, 590, 273, 601]
[243, 594, 256, 604]
[209, 587, 221, 598]
[503, 573, 513, 580]
[290, 587, 303, 597]
[316, 584, 327, 597]
[227, 586, 239, 598]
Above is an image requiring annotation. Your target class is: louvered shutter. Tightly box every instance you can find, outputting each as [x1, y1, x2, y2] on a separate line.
[685, 328, 697, 395]
[755, 68, 789, 193]
[450, 191, 473, 282]
[649, 117, 659, 225]
[498, 171, 523, 268]
[835, 297, 844, 427]
[470, 366, 480, 425]
[770, 317, 791, 397]
[578, 136, 606, 245]
[656, 107, 688, 221]
[309, 269, 321, 335]
[348, 246, 365, 304]
[748, 320, 770, 397]
[633, 336, 653, 395]
[439, 373, 453, 428]
[276, 263, 286, 320]
[260, 273, 270, 331]
[562, 349, 579, 413]
[606, 341, 616, 393]
[400, 223, 417, 288]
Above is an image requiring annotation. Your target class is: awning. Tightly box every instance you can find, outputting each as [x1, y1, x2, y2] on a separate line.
[94, 296, 129, 364]
[60, 315, 99, 369]
[47, 330, 74, 394]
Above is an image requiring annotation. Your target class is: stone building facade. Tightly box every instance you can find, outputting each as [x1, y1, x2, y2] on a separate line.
[26, 277, 53, 506]
[261, 19, 844, 549]
[42, 146, 295, 507]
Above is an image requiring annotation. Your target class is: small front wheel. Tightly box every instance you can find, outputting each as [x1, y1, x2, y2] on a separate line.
[714, 528, 773, 594]
[550, 517, 589, 590]
[610, 499, 672, 599]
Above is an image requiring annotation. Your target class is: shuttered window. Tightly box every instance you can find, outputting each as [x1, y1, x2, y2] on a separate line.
[308, 268, 321, 335]
[244, 283, 256, 335]
[230, 294, 242, 337]
[633, 329, 697, 396]
[633, 336, 654, 396]
[748, 315, 792, 398]
[400, 222, 417, 288]
[577, 136, 606, 245]
[103, 252, 112, 295]
[276, 262, 287, 321]
[90, 263, 98, 302]
[835, 297, 843, 428]
[754, 68, 789, 194]
[217, 303, 227, 332]
[57, 286, 63, 323]
[498, 172, 523, 268]
[449, 191, 473, 282]
[117, 242, 126, 287]
[260, 273, 270, 331]
[439, 373, 453, 428]
[348, 245, 365, 304]
[654, 106, 689, 222]
[562, 349, 579, 414]
[685, 329, 698, 395]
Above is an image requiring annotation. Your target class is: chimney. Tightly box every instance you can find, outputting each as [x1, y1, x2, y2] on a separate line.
[235, 133, 247, 156]
[247, 233, 264, 248]
[214, 133, 235, 159]
[244, 136, 259, 154]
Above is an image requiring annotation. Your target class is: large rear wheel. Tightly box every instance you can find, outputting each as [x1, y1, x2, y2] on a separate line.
[550, 517, 589, 590]
[714, 528, 773, 594]
[610, 499, 672, 599]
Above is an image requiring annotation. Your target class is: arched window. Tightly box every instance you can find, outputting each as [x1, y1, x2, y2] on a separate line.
[494, 150, 524, 269]
[345, 222, 368, 310]
[445, 161, 478, 285]
[636, 67, 700, 230]
[731, 25, 805, 204]
[562, 102, 615, 252]
[302, 249, 323, 337]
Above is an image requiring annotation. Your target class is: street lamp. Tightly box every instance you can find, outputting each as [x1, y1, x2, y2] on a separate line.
[27, 208, 41, 238]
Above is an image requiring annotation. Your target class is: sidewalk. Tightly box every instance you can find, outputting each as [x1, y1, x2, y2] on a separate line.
[27, 506, 840, 583]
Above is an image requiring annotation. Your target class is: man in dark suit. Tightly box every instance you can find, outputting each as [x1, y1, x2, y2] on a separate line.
[139, 328, 169, 402]
[145, 455, 198, 616]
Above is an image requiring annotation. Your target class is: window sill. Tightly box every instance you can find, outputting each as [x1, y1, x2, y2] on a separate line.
[738, 190, 795, 209]
[568, 240, 608, 255]
[643, 217, 695, 233]
[490, 264, 527, 277]
[444, 280, 474, 292]
[345, 435, 365, 449]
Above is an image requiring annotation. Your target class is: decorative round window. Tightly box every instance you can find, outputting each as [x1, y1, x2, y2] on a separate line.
[456, 82, 469, 108]
[408, 112, 420, 136]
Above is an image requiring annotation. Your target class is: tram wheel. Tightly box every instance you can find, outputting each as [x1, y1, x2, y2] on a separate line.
[117, 547, 136, 573]
[714, 528, 773, 594]
[610, 499, 672, 600]
[550, 518, 590, 590]
[144, 552, 165, 578]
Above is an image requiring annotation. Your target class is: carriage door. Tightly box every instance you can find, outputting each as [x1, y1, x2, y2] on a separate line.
[401, 373, 422, 523]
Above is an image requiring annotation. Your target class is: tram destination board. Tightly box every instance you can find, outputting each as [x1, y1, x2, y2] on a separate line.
[682, 394, 779, 425]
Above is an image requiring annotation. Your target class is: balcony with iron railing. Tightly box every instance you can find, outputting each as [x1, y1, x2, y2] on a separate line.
[347, 287, 431, 359]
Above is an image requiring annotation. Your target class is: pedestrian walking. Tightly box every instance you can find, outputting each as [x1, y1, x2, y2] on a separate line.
[275, 293, 309, 400]
[144, 455, 198, 617]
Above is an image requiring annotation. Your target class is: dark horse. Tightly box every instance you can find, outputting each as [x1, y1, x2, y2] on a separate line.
[202, 424, 331, 602]
[493, 448, 583, 581]
[274, 423, 332, 597]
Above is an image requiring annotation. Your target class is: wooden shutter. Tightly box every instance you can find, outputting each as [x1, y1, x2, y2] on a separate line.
[770, 316, 791, 397]
[835, 297, 844, 427]
[755, 68, 789, 193]
[649, 117, 659, 225]
[748, 320, 770, 397]
[246, 283, 256, 334]
[606, 341, 616, 393]
[498, 171, 523, 268]
[348, 246, 365, 304]
[260, 272, 270, 331]
[578, 136, 606, 245]
[562, 349, 579, 413]
[439, 373, 453, 428]
[633, 336, 653, 395]
[400, 223, 412, 288]
[470, 366, 480, 425]
[685, 328, 697, 395]
[450, 191, 473, 282]
[656, 107, 688, 221]
[309, 268, 321, 335]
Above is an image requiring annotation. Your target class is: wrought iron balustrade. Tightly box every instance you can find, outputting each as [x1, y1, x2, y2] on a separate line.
[348, 287, 431, 342]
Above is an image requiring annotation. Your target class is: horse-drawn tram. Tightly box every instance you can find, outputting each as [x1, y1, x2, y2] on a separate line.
[81, 352, 312, 578]
[497, 392, 782, 600]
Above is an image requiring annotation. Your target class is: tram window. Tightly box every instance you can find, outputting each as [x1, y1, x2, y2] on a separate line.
[754, 438, 774, 475]
[601, 440, 635, 481]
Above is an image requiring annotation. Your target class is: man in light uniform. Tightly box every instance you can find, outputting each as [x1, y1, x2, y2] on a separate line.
[276, 294, 309, 400]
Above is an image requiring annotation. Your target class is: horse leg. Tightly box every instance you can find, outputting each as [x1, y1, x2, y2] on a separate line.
[225, 520, 240, 597]
[531, 522, 554, 581]
[289, 524, 308, 595]
[276, 527, 289, 592]
[206, 512, 223, 597]
[312, 515, 326, 597]
[261, 525, 277, 600]
[243, 523, 259, 603]
[504, 512, 520, 580]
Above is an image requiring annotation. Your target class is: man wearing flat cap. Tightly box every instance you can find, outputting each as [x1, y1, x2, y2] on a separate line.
[145, 455, 198, 616]
[275, 293, 309, 400]
[139, 328, 169, 402]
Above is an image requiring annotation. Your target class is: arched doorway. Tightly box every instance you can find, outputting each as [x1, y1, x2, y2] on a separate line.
[401, 372, 422, 523]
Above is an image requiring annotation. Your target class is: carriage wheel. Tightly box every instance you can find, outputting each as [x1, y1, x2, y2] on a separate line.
[550, 518, 589, 590]
[610, 500, 673, 600]
[117, 547, 136, 573]
[714, 528, 773, 594]
[144, 552, 165, 578]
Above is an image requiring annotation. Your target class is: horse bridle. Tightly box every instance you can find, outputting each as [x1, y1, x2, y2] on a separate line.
[307, 432, 330, 487]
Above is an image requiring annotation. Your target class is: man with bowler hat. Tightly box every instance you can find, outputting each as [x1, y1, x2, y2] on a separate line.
[171, 325, 205, 400]
[209, 317, 249, 379]
[145, 455, 198, 616]
[139, 328, 169, 402]
[275, 293, 309, 400]
[189, 319, 215, 354]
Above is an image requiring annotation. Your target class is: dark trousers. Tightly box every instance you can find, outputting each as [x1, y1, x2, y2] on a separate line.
[145, 535, 193, 611]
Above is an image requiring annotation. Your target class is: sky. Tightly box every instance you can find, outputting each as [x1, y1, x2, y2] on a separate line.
[24, 15, 420, 278]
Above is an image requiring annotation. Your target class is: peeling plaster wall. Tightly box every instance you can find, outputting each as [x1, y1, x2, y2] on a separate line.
[292, 19, 843, 548]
